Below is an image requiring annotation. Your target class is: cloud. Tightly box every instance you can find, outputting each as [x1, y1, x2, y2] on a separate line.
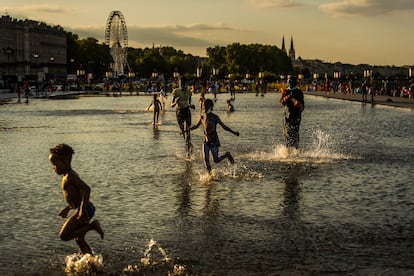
[320, 0, 414, 17]
[247, 0, 304, 9]
[68, 23, 235, 50]
[1, 3, 73, 19]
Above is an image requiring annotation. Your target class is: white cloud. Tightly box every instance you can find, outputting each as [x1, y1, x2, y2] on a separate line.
[1, 3, 72, 17]
[320, 0, 414, 17]
[68, 23, 236, 49]
[247, 0, 303, 9]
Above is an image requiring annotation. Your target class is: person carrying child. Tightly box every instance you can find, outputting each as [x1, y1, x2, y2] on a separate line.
[278, 75, 304, 153]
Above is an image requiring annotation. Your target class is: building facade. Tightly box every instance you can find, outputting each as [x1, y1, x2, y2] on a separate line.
[0, 15, 67, 83]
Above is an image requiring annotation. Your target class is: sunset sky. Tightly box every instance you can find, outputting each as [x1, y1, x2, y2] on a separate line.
[2, 0, 413, 66]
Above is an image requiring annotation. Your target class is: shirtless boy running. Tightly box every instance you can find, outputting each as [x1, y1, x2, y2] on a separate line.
[49, 144, 104, 254]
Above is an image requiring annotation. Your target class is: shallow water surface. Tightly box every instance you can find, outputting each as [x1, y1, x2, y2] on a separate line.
[0, 93, 413, 275]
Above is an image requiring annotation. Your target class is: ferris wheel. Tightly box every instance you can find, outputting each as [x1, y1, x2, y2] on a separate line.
[105, 11, 128, 77]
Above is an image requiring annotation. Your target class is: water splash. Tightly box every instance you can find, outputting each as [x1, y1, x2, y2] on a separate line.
[245, 129, 353, 164]
[140, 239, 170, 265]
[302, 129, 353, 163]
[123, 239, 189, 275]
[64, 253, 104, 274]
[199, 171, 215, 184]
[198, 162, 264, 184]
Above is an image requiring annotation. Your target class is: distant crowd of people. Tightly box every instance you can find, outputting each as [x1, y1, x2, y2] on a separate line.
[311, 78, 413, 100]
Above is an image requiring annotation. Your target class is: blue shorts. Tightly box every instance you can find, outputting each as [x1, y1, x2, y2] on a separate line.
[76, 201, 95, 218]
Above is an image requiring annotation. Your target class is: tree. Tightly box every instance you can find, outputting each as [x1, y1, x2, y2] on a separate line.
[206, 43, 292, 79]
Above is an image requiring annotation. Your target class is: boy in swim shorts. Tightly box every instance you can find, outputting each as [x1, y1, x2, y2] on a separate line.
[49, 144, 104, 255]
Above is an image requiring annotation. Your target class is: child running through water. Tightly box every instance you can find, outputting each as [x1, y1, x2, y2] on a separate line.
[190, 99, 240, 174]
[147, 93, 163, 125]
[49, 144, 104, 255]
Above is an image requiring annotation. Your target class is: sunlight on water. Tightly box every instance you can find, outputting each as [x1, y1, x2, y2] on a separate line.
[1, 94, 413, 275]
[64, 253, 104, 274]
[123, 239, 189, 275]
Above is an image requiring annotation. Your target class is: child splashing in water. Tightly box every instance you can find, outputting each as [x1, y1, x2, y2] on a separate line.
[49, 144, 104, 255]
[190, 99, 239, 174]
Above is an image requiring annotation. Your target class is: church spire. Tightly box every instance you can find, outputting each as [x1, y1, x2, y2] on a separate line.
[289, 36, 296, 61]
[281, 35, 286, 53]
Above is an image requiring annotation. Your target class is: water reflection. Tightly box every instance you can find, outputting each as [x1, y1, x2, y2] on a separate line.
[152, 125, 160, 139]
[175, 162, 193, 217]
[280, 165, 301, 220]
[1, 94, 413, 274]
[203, 183, 219, 218]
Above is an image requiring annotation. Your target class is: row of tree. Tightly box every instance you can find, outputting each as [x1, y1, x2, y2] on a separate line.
[67, 32, 303, 82]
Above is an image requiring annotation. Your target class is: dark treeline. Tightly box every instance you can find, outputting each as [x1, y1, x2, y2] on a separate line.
[67, 32, 303, 82]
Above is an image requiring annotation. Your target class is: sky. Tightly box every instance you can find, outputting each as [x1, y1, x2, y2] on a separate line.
[2, 0, 414, 66]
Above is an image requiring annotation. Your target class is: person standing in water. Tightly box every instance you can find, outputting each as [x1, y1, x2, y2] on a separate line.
[171, 76, 195, 156]
[49, 144, 104, 255]
[279, 76, 304, 153]
[226, 99, 235, 112]
[190, 99, 239, 174]
[147, 93, 163, 125]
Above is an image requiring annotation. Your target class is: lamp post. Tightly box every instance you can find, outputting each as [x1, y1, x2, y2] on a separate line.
[258, 71, 265, 96]
[212, 68, 219, 78]
[33, 53, 39, 74]
[151, 71, 158, 92]
[49, 56, 55, 81]
[313, 73, 319, 91]
[128, 71, 135, 94]
[333, 71, 340, 93]
[298, 74, 304, 87]
[32, 53, 39, 95]
[3, 46, 15, 76]
[259, 71, 265, 79]
[77, 69, 85, 91]
[70, 58, 75, 74]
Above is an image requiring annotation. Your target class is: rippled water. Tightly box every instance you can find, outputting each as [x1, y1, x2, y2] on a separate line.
[0, 93, 413, 275]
